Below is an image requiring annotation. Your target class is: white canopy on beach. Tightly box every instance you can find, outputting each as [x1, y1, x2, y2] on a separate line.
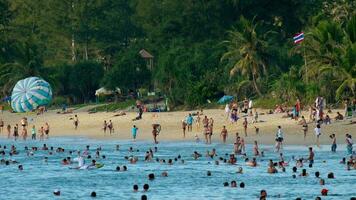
[95, 87, 121, 96]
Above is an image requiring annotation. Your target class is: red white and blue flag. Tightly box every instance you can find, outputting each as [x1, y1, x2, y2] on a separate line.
[293, 32, 304, 44]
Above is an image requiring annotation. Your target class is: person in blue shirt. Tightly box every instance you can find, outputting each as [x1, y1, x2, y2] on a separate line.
[186, 114, 194, 132]
[132, 125, 138, 141]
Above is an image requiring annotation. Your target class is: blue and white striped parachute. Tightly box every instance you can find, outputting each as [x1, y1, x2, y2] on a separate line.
[11, 77, 52, 112]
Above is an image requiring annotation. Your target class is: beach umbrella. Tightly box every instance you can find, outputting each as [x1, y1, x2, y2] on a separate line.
[217, 95, 234, 104]
[11, 77, 52, 112]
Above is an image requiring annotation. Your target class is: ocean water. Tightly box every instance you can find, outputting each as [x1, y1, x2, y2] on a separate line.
[0, 137, 355, 200]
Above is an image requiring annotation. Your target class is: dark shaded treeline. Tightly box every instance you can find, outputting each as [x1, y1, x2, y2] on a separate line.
[0, 0, 355, 107]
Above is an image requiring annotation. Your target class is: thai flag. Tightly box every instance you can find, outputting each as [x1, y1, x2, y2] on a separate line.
[293, 32, 304, 44]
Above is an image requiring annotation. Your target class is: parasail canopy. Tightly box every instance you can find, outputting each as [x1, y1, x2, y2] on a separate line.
[11, 77, 52, 112]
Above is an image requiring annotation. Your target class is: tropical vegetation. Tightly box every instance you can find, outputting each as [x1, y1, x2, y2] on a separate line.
[0, 0, 355, 109]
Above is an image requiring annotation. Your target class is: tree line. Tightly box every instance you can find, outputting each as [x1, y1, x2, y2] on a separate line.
[0, 0, 355, 107]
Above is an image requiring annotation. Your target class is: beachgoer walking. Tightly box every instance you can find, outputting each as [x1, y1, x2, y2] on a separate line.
[0, 118, 4, 133]
[243, 98, 248, 113]
[225, 104, 230, 120]
[21, 117, 28, 131]
[6, 124, 11, 139]
[301, 116, 308, 140]
[253, 109, 258, 123]
[203, 116, 209, 143]
[345, 134, 353, 154]
[195, 112, 201, 131]
[132, 125, 138, 141]
[182, 120, 187, 138]
[243, 118, 248, 137]
[22, 127, 27, 140]
[31, 125, 36, 140]
[152, 124, 160, 144]
[275, 126, 284, 152]
[103, 120, 107, 134]
[14, 125, 18, 139]
[186, 114, 193, 132]
[39, 126, 44, 141]
[296, 98, 301, 118]
[330, 134, 336, 152]
[44, 122, 50, 139]
[314, 124, 321, 146]
[253, 140, 259, 156]
[108, 120, 113, 134]
[248, 99, 253, 116]
[220, 126, 228, 143]
[208, 118, 214, 144]
[74, 115, 79, 130]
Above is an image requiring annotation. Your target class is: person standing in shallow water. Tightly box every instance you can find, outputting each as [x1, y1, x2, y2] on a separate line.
[132, 125, 138, 141]
[0, 118, 4, 133]
[31, 125, 36, 140]
[330, 134, 336, 152]
[345, 134, 353, 154]
[220, 126, 228, 143]
[202, 116, 209, 144]
[22, 127, 27, 140]
[275, 126, 284, 152]
[6, 124, 11, 139]
[44, 122, 50, 139]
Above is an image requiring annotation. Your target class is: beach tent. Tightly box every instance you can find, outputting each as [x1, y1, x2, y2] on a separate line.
[11, 77, 52, 112]
[95, 87, 121, 96]
[218, 95, 234, 104]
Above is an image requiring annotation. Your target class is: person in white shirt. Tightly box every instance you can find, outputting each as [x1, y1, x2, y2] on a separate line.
[314, 124, 321, 146]
[275, 126, 284, 152]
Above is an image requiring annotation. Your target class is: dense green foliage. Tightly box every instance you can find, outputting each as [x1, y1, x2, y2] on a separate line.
[0, 0, 355, 108]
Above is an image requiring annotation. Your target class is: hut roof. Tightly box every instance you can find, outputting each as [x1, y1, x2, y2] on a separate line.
[139, 49, 154, 59]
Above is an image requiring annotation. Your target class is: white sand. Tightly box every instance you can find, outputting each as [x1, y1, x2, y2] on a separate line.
[0, 108, 354, 145]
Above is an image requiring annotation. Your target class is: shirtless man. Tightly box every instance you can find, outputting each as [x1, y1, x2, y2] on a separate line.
[308, 147, 315, 166]
[202, 116, 209, 143]
[152, 124, 160, 144]
[220, 126, 228, 143]
[182, 120, 187, 138]
[74, 115, 79, 130]
[208, 118, 214, 144]
[44, 122, 50, 139]
[22, 127, 27, 140]
[243, 118, 248, 137]
[330, 134, 337, 152]
[301, 116, 308, 140]
[253, 140, 259, 156]
[0, 119, 4, 133]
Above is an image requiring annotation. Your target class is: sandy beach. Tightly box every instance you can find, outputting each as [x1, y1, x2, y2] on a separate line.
[1, 107, 354, 145]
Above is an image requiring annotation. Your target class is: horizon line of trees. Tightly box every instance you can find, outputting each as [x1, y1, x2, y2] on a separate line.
[0, 0, 355, 108]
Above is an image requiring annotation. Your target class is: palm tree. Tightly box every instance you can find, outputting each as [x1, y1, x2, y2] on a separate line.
[303, 17, 356, 99]
[221, 16, 268, 97]
[0, 41, 45, 95]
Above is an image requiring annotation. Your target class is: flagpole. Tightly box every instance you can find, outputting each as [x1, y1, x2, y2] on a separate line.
[303, 43, 307, 83]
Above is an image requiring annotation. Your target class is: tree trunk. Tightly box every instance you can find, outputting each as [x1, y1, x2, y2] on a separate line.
[252, 73, 263, 97]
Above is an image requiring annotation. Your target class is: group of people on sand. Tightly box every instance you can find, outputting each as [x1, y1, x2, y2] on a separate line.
[0, 117, 50, 141]
[225, 99, 257, 124]
[102, 120, 114, 134]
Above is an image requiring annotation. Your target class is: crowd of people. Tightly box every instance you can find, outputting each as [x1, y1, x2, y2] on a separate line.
[0, 117, 50, 141]
[0, 97, 355, 199]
